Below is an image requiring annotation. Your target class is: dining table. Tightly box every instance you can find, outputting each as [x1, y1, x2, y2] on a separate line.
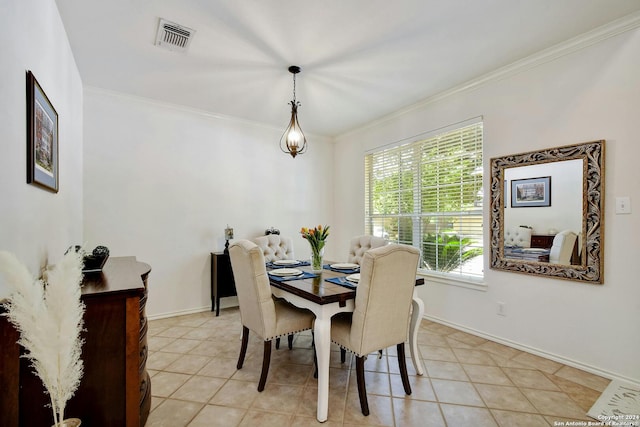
[267, 260, 425, 423]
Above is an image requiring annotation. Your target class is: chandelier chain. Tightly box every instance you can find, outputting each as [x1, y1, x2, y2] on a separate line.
[292, 73, 297, 103]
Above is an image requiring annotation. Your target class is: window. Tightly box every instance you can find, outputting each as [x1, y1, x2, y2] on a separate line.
[365, 120, 483, 280]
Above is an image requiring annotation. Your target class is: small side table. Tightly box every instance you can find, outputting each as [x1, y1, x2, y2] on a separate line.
[211, 252, 237, 316]
[531, 234, 555, 249]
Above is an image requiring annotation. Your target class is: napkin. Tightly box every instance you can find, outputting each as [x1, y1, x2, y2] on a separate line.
[325, 277, 357, 289]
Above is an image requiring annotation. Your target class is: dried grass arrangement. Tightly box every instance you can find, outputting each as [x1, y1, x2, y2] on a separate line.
[0, 249, 85, 427]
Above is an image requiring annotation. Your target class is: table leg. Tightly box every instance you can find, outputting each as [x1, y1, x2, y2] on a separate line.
[269, 288, 353, 422]
[410, 293, 425, 375]
[314, 313, 331, 422]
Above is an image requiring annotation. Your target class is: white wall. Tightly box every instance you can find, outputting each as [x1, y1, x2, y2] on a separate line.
[334, 28, 640, 383]
[0, 0, 83, 297]
[83, 89, 334, 317]
[504, 160, 583, 236]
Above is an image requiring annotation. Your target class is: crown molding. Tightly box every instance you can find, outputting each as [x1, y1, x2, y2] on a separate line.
[338, 11, 640, 139]
[84, 86, 278, 130]
[84, 86, 331, 141]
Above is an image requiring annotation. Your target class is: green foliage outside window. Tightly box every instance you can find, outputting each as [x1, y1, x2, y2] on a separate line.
[422, 233, 483, 272]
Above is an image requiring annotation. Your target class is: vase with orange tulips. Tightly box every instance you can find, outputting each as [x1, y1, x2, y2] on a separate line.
[300, 225, 330, 273]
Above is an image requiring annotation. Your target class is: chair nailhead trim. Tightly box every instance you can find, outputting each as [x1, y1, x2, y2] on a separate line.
[265, 327, 312, 341]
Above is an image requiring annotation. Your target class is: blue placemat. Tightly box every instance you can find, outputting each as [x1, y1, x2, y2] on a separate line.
[509, 248, 550, 255]
[266, 260, 310, 269]
[325, 276, 358, 289]
[522, 249, 550, 254]
[268, 271, 318, 282]
[322, 264, 360, 274]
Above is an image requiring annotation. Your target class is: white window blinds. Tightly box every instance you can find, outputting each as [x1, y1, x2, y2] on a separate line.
[365, 121, 484, 279]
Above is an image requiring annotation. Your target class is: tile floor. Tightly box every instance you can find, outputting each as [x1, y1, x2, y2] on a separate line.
[145, 308, 610, 427]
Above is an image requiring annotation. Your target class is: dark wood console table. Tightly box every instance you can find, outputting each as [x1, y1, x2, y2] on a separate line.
[0, 256, 151, 427]
[211, 252, 236, 316]
[531, 234, 555, 249]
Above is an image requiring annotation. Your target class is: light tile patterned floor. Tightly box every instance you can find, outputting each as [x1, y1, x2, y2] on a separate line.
[145, 308, 609, 427]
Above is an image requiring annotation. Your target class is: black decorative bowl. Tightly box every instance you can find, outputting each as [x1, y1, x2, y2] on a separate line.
[83, 246, 110, 272]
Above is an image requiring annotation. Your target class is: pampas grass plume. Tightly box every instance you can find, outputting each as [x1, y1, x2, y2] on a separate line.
[0, 249, 85, 427]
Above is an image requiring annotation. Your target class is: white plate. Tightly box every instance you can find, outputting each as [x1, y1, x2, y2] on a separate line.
[346, 273, 360, 283]
[330, 263, 359, 270]
[273, 259, 300, 266]
[269, 268, 303, 277]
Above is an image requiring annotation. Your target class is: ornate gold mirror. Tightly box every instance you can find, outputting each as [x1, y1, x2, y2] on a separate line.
[489, 140, 604, 283]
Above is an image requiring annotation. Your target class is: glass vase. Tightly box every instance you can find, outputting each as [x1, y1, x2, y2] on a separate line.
[310, 248, 324, 273]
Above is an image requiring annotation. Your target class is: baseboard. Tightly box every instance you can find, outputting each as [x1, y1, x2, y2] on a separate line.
[148, 298, 240, 321]
[424, 314, 640, 388]
[148, 306, 210, 321]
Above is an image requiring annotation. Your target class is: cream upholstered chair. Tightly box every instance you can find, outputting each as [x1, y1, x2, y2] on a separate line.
[331, 244, 420, 416]
[229, 240, 314, 391]
[253, 235, 295, 262]
[253, 234, 298, 349]
[348, 235, 388, 265]
[345, 234, 389, 361]
[504, 226, 532, 247]
[549, 230, 578, 264]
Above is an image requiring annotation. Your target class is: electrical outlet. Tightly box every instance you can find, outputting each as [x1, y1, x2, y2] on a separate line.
[497, 302, 506, 317]
[616, 197, 631, 214]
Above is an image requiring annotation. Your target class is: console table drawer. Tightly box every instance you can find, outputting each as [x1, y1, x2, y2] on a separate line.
[531, 234, 555, 249]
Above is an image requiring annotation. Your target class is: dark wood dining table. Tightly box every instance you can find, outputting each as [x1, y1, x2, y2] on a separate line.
[268, 262, 425, 423]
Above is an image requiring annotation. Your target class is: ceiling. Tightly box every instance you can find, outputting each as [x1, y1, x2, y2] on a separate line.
[54, 0, 640, 137]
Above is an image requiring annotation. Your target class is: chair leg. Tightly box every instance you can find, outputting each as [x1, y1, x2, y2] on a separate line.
[276, 334, 294, 350]
[257, 340, 272, 392]
[378, 349, 383, 359]
[237, 326, 249, 369]
[355, 356, 370, 416]
[397, 343, 412, 395]
[340, 348, 346, 363]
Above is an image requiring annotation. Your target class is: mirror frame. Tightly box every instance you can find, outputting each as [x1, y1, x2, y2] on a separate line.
[489, 140, 605, 283]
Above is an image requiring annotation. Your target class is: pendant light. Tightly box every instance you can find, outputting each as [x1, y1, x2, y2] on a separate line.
[280, 66, 307, 158]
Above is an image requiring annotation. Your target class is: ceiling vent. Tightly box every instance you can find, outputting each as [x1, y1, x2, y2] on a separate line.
[155, 19, 195, 52]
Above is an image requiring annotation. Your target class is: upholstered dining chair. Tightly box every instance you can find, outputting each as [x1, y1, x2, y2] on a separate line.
[254, 234, 295, 262]
[347, 235, 387, 265]
[229, 240, 315, 391]
[253, 234, 298, 349]
[549, 230, 578, 264]
[331, 244, 420, 416]
[345, 235, 389, 361]
[504, 226, 532, 248]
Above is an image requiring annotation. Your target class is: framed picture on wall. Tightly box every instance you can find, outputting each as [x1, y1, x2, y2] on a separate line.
[511, 176, 551, 207]
[26, 70, 59, 193]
